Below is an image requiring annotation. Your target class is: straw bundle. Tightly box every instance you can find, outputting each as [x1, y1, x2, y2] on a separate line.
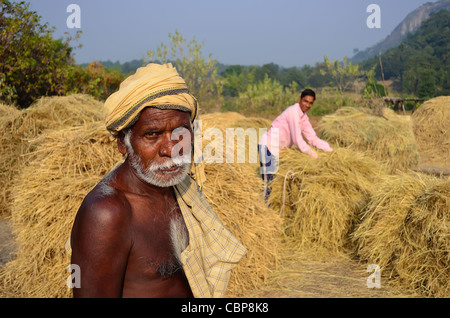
[202, 163, 283, 297]
[317, 107, 419, 173]
[199, 112, 246, 131]
[0, 94, 103, 216]
[352, 172, 449, 298]
[0, 115, 282, 297]
[412, 96, 450, 169]
[199, 112, 283, 296]
[199, 112, 271, 178]
[0, 123, 121, 297]
[0, 103, 20, 118]
[231, 117, 272, 131]
[268, 147, 387, 254]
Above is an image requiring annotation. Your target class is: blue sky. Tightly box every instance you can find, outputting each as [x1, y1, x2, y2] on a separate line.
[28, 0, 438, 67]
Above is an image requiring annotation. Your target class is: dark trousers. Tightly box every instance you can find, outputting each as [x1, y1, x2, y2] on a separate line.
[258, 144, 277, 202]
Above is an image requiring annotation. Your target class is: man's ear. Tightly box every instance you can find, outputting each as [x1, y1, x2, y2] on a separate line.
[117, 131, 128, 156]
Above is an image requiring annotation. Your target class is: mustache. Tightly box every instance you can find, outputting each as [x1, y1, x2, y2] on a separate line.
[148, 155, 191, 172]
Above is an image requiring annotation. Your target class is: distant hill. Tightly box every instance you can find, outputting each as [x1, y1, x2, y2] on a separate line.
[361, 9, 450, 98]
[352, 0, 450, 62]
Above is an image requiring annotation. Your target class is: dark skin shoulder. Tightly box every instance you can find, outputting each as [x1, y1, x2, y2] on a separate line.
[70, 164, 193, 298]
[70, 180, 133, 297]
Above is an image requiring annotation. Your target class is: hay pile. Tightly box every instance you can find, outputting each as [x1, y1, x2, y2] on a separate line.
[412, 96, 450, 169]
[202, 163, 282, 297]
[199, 112, 246, 130]
[199, 112, 282, 296]
[352, 172, 449, 297]
[268, 147, 387, 254]
[0, 123, 121, 297]
[0, 114, 282, 298]
[199, 112, 271, 176]
[317, 107, 419, 173]
[231, 117, 272, 131]
[0, 103, 20, 118]
[0, 94, 103, 216]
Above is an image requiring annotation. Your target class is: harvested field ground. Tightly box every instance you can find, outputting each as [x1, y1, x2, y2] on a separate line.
[246, 251, 417, 298]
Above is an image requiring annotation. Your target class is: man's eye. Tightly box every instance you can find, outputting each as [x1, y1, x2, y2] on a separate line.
[145, 131, 159, 137]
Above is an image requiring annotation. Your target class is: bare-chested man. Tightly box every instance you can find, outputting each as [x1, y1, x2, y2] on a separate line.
[70, 63, 246, 298]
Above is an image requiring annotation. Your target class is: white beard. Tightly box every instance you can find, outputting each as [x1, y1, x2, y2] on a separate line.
[124, 130, 191, 188]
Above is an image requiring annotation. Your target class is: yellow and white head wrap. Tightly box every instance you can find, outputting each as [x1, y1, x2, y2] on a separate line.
[104, 63, 199, 136]
[103, 63, 205, 187]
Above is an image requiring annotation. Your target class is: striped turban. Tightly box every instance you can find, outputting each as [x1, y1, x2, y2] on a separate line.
[104, 63, 198, 136]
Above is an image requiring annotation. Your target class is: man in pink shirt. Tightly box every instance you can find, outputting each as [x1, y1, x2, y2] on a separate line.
[258, 89, 333, 200]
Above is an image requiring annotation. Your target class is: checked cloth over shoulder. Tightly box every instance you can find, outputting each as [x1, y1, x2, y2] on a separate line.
[173, 176, 247, 298]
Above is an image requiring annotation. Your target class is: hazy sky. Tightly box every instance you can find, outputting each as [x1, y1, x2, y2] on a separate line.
[27, 0, 438, 67]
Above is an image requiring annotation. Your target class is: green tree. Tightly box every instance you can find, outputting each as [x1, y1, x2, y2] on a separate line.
[221, 65, 255, 97]
[363, 67, 388, 98]
[402, 53, 439, 98]
[252, 63, 279, 83]
[0, 0, 77, 107]
[416, 69, 437, 98]
[321, 55, 363, 94]
[305, 62, 329, 88]
[65, 61, 125, 101]
[279, 67, 306, 88]
[146, 30, 222, 108]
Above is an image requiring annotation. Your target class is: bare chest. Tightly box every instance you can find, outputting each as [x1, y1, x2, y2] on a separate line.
[125, 196, 189, 279]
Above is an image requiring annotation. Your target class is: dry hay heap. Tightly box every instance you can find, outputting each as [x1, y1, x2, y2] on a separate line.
[317, 107, 419, 174]
[0, 113, 282, 298]
[231, 116, 272, 132]
[352, 172, 449, 298]
[268, 147, 387, 254]
[412, 96, 450, 170]
[199, 112, 272, 178]
[0, 103, 21, 118]
[202, 163, 282, 297]
[0, 123, 121, 297]
[0, 94, 103, 217]
[196, 112, 281, 296]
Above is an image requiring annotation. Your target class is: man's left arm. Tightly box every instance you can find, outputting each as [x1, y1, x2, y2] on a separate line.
[301, 116, 333, 152]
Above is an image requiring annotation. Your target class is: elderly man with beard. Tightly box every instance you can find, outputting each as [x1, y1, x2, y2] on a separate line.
[70, 63, 246, 298]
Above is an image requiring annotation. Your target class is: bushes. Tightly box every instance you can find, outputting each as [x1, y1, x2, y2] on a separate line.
[0, 0, 74, 108]
[0, 1, 124, 108]
[221, 75, 298, 117]
[221, 80, 361, 118]
[65, 62, 125, 101]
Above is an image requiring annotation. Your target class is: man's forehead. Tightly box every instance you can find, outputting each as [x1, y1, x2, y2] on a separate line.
[136, 107, 191, 127]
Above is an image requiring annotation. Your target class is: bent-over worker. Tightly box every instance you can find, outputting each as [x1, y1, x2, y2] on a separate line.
[258, 89, 333, 200]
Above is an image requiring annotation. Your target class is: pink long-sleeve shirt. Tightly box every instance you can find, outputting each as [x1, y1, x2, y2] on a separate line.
[259, 103, 333, 157]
